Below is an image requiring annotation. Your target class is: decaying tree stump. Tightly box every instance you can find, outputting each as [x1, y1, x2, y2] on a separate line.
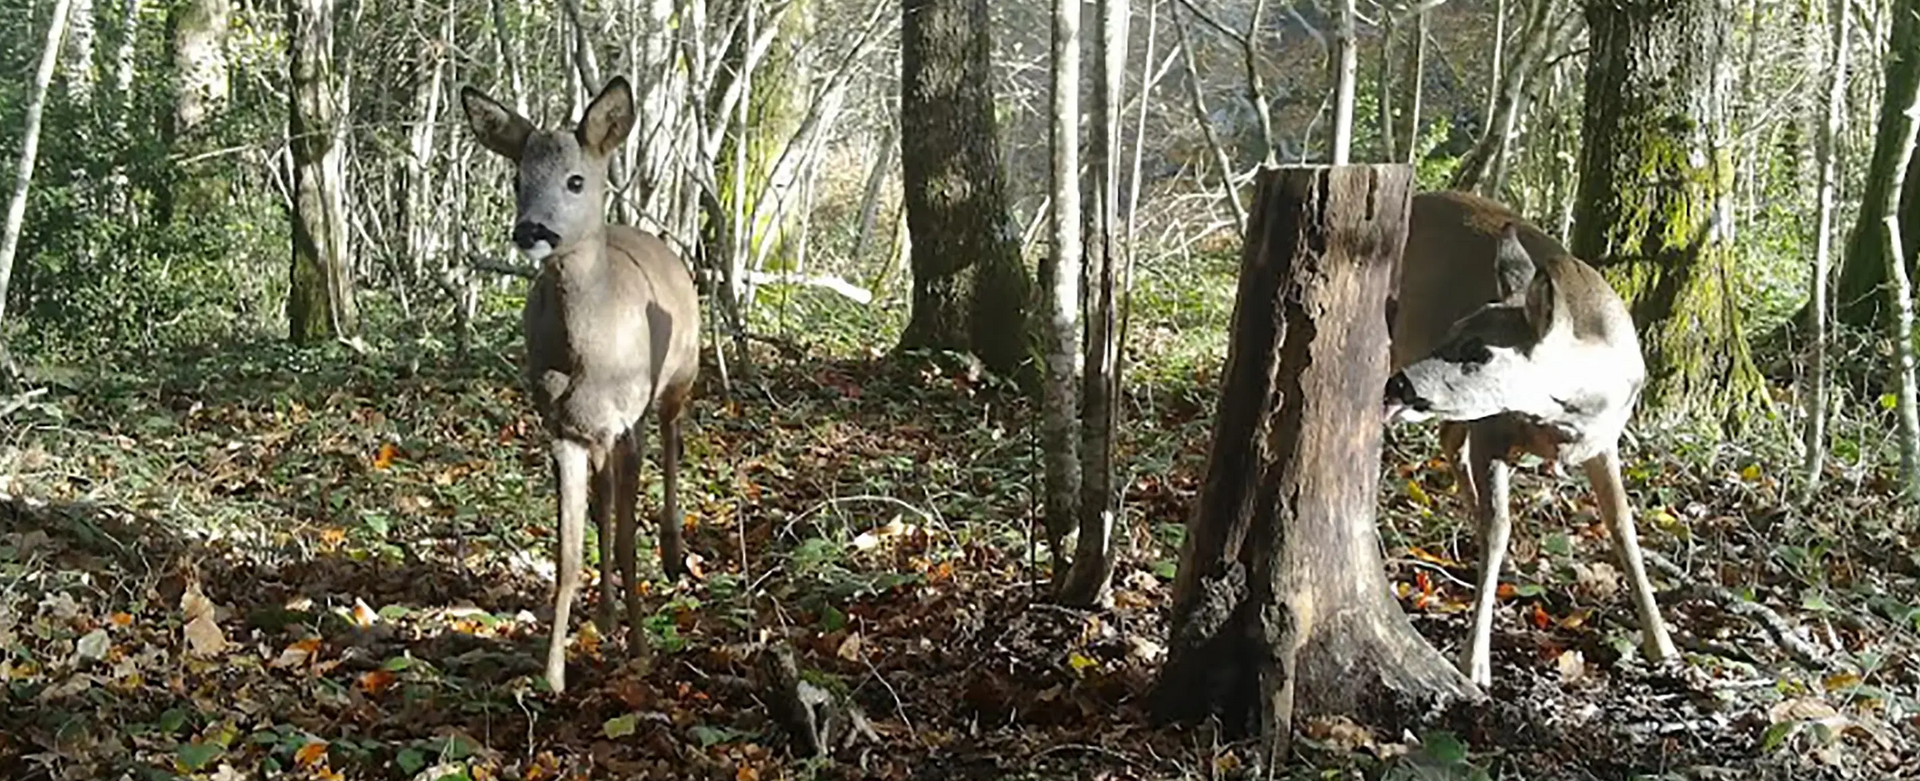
[1150, 165, 1476, 762]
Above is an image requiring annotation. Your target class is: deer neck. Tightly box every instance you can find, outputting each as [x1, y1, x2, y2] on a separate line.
[544, 223, 612, 280]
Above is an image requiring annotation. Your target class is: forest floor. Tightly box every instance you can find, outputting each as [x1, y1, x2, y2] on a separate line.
[3, 316, 1920, 780]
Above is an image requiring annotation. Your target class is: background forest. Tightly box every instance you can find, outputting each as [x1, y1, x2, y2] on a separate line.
[2, 0, 1919, 778]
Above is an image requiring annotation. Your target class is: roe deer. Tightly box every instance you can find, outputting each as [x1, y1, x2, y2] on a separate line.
[1383, 190, 1677, 687]
[461, 77, 701, 694]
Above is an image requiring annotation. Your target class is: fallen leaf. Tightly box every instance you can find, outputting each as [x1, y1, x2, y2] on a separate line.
[109, 612, 134, 627]
[350, 598, 379, 627]
[736, 766, 761, 781]
[1555, 649, 1587, 682]
[359, 669, 397, 693]
[295, 740, 329, 767]
[181, 580, 229, 658]
[374, 442, 400, 470]
[835, 632, 863, 662]
[1067, 651, 1099, 674]
[73, 628, 111, 663]
[604, 713, 639, 739]
[1530, 602, 1551, 630]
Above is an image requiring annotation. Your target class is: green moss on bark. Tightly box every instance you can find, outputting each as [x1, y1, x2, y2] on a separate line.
[1572, 0, 1770, 436]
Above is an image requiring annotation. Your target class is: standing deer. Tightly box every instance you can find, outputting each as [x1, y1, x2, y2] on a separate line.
[461, 77, 701, 694]
[1383, 190, 1677, 687]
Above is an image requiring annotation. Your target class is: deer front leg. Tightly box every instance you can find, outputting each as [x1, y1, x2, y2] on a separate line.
[615, 425, 644, 646]
[547, 439, 593, 694]
[658, 402, 688, 581]
[592, 447, 616, 636]
[1461, 428, 1513, 689]
[1440, 422, 1478, 517]
[1583, 448, 1677, 664]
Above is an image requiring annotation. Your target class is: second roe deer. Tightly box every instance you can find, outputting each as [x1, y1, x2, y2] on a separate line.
[461, 76, 701, 694]
[1383, 190, 1677, 688]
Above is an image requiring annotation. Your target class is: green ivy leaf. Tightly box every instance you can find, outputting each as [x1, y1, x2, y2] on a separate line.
[603, 713, 639, 739]
[176, 742, 222, 772]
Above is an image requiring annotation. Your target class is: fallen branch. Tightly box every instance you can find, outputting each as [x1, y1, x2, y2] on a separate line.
[1644, 550, 1827, 669]
[745, 270, 872, 305]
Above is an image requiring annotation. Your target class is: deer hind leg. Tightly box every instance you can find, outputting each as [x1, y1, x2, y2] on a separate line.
[656, 386, 690, 582]
[1583, 448, 1677, 664]
[546, 439, 594, 694]
[1460, 423, 1513, 688]
[614, 424, 644, 645]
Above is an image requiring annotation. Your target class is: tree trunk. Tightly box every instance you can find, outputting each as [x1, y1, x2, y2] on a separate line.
[172, 0, 230, 136]
[1151, 165, 1474, 752]
[1377, 11, 1397, 162]
[1881, 38, 1920, 496]
[1805, 0, 1849, 497]
[896, 0, 1034, 380]
[1827, 0, 1920, 329]
[287, 0, 358, 344]
[1059, 0, 1130, 607]
[0, 0, 75, 333]
[1571, 0, 1768, 434]
[1330, 0, 1357, 163]
[1040, 0, 1084, 581]
[62, 0, 96, 102]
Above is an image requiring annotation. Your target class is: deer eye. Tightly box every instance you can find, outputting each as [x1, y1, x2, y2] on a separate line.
[566, 175, 585, 193]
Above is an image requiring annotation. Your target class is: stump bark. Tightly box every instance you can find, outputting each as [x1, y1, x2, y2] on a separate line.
[1150, 165, 1475, 760]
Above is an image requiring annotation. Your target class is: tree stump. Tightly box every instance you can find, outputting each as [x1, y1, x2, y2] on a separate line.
[1150, 165, 1475, 761]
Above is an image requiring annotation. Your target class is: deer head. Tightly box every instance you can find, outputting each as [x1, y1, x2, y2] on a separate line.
[460, 77, 636, 261]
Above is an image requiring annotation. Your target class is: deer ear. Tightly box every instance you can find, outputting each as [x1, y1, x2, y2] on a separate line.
[577, 77, 636, 158]
[1493, 222, 1536, 304]
[461, 85, 532, 162]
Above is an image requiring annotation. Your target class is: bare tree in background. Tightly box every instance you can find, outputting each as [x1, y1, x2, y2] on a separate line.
[1880, 31, 1920, 498]
[1059, 0, 1131, 607]
[0, 0, 76, 339]
[896, 0, 1033, 378]
[1804, 0, 1850, 497]
[288, 0, 359, 344]
[1040, 0, 1084, 584]
[1330, 0, 1356, 162]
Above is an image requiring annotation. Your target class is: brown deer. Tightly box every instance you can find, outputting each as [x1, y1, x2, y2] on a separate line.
[1383, 190, 1677, 687]
[461, 77, 701, 694]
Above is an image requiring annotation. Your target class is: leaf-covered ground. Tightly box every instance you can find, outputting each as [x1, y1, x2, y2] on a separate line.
[3, 324, 1920, 780]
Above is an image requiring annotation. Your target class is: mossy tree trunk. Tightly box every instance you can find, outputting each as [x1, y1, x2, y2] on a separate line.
[896, 0, 1033, 379]
[1826, 0, 1920, 329]
[287, 0, 357, 344]
[1570, 0, 1768, 434]
[1151, 165, 1474, 755]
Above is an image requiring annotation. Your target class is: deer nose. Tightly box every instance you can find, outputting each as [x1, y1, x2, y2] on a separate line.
[1383, 373, 1428, 411]
[512, 221, 560, 250]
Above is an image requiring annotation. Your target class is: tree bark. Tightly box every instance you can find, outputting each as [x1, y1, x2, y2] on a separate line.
[1151, 165, 1474, 751]
[1827, 0, 1920, 329]
[1059, 0, 1130, 607]
[0, 0, 76, 333]
[1804, 0, 1849, 497]
[62, 0, 96, 102]
[172, 0, 230, 136]
[1040, 0, 1084, 580]
[1571, 0, 1768, 434]
[287, 0, 358, 344]
[1330, 0, 1358, 163]
[896, 0, 1034, 380]
[1881, 34, 1920, 496]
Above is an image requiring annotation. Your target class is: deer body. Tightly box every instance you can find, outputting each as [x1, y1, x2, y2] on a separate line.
[462, 77, 700, 694]
[1385, 190, 1676, 687]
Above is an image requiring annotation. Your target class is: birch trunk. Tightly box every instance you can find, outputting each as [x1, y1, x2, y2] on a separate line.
[1882, 48, 1920, 498]
[1330, 0, 1357, 163]
[0, 0, 76, 332]
[1804, 0, 1849, 497]
[1042, 0, 1084, 589]
[1059, 0, 1130, 607]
